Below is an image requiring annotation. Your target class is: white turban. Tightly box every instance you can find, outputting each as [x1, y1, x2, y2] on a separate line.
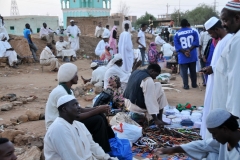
[204, 17, 219, 30]
[107, 54, 122, 69]
[58, 63, 78, 83]
[90, 62, 98, 68]
[70, 20, 74, 22]
[206, 108, 231, 128]
[57, 95, 75, 108]
[0, 33, 5, 40]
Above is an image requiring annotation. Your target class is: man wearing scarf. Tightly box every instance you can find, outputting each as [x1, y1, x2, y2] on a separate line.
[200, 17, 233, 140]
[45, 63, 115, 153]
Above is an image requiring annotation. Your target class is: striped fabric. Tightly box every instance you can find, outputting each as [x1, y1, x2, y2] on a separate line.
[225, 1, 240, 11]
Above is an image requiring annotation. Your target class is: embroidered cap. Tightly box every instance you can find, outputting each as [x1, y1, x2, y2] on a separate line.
[225, 1, 240, 11]
[57, 95, 76, 108]
[206, 108, 231, 128]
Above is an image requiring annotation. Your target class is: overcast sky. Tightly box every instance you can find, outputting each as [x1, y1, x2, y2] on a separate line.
[0, 0, 227, 21]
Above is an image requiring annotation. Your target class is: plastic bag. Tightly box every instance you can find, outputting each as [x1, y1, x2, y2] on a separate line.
[112, 122, 142, 143]
[110, 112, 140, 127]
[108, 135, 133, 160]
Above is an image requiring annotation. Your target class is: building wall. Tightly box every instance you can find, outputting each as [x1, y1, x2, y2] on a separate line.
[4, 16, 59, 36]
[67, 16, 123, 35]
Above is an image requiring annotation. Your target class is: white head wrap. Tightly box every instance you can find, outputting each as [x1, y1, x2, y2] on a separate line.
[102, 35, 109, 38]
[206, 108, 231, 128]
[58, 63, 78, 83]
[107, 54, 122, 69]
[70, 19, 74, 22]
[90, 62, 98, 68]
[224, 1, 240, 12]
[57, 95, 75, 108]
[0, 33, 5, 40]
[204, 17, 219, 30]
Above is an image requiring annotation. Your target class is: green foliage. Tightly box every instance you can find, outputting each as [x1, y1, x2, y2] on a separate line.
[171, 4, 219, 26]
[135, 12, 157, 28]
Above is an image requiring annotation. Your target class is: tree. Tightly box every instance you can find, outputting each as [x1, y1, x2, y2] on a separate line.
[117, 0, 130, 16]
[135, 12, 157, 27]
[171, 4, 219, 26]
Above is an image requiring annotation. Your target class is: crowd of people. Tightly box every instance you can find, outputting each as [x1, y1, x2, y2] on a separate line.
[1, 0, 240, 159]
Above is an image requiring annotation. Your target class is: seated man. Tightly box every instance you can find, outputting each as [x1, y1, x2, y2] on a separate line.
[39, 22, 55, 44]
[104, 54, 130, 90]
[95, 22, 104, 38]
[81, 62, 107, 87]
[123, 64, 168, 127]
[40, 43, 60, 72]
[0, 138, 17, 160]
[45, 63, 115, 152]
[95, 35, 109, 56]
[0, 15, 9, 41]
[56, 36, 76, 62]
[155, 108, 240, 160]
[44, 95, 118, 160]
[161, 39, 175, 60]
[0, 33, 18, 68]
[100, 46, 112, 61]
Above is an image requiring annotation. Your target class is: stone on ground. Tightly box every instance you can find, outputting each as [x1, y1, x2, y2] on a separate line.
[17, 146, 41, 160]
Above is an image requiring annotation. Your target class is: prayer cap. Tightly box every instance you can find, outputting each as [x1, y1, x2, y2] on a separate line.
[103, 35, 109, 38]
[70, 19, 74, 22]
[57, 95, 75, 108]
[58, 63, 78, 83]
[204, 17, 219, 30]
[224, 1, 240, 12]
[206, 108, 231, 128]
[90, 62, 98, 68]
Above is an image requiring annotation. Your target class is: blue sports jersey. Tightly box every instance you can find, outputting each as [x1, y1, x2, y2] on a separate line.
[23, 29, 31, 44]
[174, 27, 199, 64]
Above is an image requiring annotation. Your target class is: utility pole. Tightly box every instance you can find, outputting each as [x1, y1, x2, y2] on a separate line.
[166, 3, 170, 15]
[213, 0, 217, 12]
[178, 0, 180, 26]
[10, 0, 20, 16]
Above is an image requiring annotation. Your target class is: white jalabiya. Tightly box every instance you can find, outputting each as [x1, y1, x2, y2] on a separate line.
[161, 43, 175, 57]
[44, 117, 116, 160]
[125, 77, 168, 120]
[118, 31, 134, 73]
[91, 66, 107, 87]
[181, 138, 240, 160]
[95, 26, 104, 38]
[103, 28, 110, 38]
[212, 30, 240, 123]
[0, 21, 9, 40]
[56, 41, 76, 57]
[0, 41, 17, 66]
[155, 35, 166, 46]
[122, 20, 132, 33]
[40, 46, 60, 71]
[95, 39, 109, 56]
[200, 34, 233, 140]
[104, 64, 130, 89]
[45, 85, 74, 129]
[66, 25, 81, 51]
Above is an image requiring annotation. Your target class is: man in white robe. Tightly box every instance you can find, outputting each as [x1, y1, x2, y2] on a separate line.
[39, 23, 55, 44]
[118, 23, 134, 73]
[155, 34, 166, 46]
[40, 44, 60, 72]
[155, 109, 240, 160]
[81, 62, 107, 87]
[56, 36, 76, 62]
[103, 25, 110, 38]
[200, 17, 233, 139]
[95, 22, 104, 38]
[66, 20, 81, 51]
[45, 63, 115, 152]
[44, 95, 118, 160]
[0, 16, 9, 41]
[122, 17, 132, 33]
[104, 54, 130, 90]
[0, 33, 17, 68]
[95, 36, 109, 56]
[211, 3, 240, 125]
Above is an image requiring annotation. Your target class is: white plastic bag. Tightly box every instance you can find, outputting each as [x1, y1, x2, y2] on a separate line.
[112, 122, 142, 143]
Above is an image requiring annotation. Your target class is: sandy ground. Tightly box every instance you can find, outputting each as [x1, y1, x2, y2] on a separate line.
[0, 59, 205, 140]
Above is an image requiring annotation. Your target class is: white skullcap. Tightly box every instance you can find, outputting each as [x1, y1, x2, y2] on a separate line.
[225, 1, 240, 12]
[204, 17, 219, 30]
[103, 35, 109, 38]
[57, 95, 75, 108]
[90, 62, 98, 68]
[70, 19, 74, 22]
[0, 33, 5, 40]
[107, 54, 122, 69]
[58, 63, 78, 83]
[206, 108, 231, 128]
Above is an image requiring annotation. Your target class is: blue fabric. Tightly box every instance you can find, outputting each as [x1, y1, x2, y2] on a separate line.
[23, 29, 31, 44]
[174, 27, 199, 64]
[206, 43, 215, 67]
[108, 135, 133, 160]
